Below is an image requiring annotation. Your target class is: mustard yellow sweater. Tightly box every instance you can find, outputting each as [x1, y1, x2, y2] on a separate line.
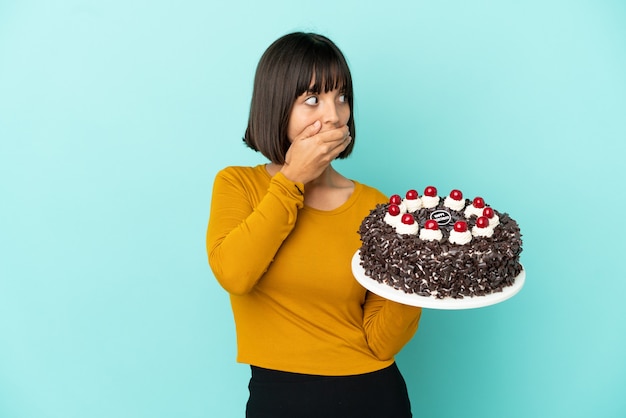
[207, 164, 421, 375]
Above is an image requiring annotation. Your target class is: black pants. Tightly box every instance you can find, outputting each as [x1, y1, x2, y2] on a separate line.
[246, 362, 412, 418]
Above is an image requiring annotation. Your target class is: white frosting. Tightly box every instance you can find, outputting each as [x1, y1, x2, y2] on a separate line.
[395, 222, 419, 235]
[464, 205, 485, 218]
[486, 213, 500, 228]
[384, 212, 403, 227]
[449, 230, 472, 245]
[472, 225, 494, 238]
[443, 196, 465, 211]
[421, 195, 440, 209]
[419, 228, 443, 241]
[402, 198, 423, 212]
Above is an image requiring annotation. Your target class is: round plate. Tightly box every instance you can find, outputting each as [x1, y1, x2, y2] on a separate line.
[351, 251, 525, 310]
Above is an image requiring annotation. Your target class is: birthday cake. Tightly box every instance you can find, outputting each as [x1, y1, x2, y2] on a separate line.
[357, 187, 523, 299]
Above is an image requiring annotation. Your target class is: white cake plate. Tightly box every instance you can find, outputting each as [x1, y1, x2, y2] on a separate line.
[351, 250, 525, 310]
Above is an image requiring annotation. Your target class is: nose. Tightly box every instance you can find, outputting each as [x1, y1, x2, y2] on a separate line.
[322, 101, 340, 127]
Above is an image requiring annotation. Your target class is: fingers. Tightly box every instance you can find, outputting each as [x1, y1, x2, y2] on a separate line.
[295, 121, 349, 144]
[281, 123, 352, 184]
[314, 125, 351, 156]
[317, 125, 350, 144]
[319, 127, 351, 155]
[294, 120, 322, 141]
[293, 122, 351, 157]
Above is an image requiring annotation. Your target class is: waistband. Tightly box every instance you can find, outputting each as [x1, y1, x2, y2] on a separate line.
[250, 362, 399, 383]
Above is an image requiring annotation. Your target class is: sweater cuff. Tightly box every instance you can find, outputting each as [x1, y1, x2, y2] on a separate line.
[270, 172, 305, 207]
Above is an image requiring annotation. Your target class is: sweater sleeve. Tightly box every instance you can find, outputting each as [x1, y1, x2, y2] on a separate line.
[362, 291, 422, 361]
[356, 188, 422, 360]
[206, 168, 305, 295]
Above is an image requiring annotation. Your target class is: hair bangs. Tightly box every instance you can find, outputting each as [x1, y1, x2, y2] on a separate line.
[294, 45, 352, 98]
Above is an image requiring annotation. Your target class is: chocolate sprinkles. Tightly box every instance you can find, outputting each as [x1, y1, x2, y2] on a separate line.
[357, 201, 523, 299]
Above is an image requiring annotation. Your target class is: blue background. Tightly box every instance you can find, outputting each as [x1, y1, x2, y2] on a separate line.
[1, 1, 625, 417]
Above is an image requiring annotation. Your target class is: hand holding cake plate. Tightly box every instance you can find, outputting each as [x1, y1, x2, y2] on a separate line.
[351, 251, 525, 310]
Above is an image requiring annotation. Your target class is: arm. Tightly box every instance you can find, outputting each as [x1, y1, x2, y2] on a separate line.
[208, 120, 352, 294]
[206, 168, 304, 295]
[363, 292, 422, 360]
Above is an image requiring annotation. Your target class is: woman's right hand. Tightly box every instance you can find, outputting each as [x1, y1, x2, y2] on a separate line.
[280, 121, 352, 185]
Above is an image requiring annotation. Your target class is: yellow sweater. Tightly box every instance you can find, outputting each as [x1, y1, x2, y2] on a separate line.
[207, 165, 421, 375]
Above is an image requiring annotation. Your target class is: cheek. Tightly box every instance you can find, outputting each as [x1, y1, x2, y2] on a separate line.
[286, 110, 301, 142]
[287, 110, 316, 140]
[286, 122, 297, 142]
[286, 118, 307, 142]
[341, 107, 351, 125]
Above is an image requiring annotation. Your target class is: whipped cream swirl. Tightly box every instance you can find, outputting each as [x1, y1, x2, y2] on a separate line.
[443, 196, 465, 211]
[464, 204, 485, 218]
[421, 195, 440, 209]
[402, 198, 423, 212]
[395, 222, 419, 235]
[472, 225, 494, 237]
[384, 212, 403, 228]
[485, 213, 500, 228]
[449, 230, 472, 245]
[419, 228, 443, 241]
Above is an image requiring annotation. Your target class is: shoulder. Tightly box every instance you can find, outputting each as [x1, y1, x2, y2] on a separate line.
[211, 165, 274, 206]
[353, 181, 388, 206]
[211, 165, 271, 200]
[215, 164, 263, 177]
[214, 165, 268, 184]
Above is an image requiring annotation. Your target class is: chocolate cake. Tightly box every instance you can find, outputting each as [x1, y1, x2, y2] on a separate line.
[357, 187, 523, 299]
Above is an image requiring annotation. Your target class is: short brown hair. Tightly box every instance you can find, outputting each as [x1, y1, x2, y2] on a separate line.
[243, 32, 355, 164]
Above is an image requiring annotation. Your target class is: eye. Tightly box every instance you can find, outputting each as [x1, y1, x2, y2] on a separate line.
[304, 96, 318, 105]
[338, 94, 348, 103]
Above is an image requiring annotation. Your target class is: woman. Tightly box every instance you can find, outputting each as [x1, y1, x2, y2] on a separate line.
[207, 32, 422, 417]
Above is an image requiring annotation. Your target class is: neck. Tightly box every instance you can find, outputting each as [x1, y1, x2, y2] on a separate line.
[266, 162, 354, 210]
[306, 165, 335, 187]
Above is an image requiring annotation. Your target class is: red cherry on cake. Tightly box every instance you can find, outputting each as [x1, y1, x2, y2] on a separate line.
[449, 189, 463, 200]
[475, 216, 490, 228]
[473, 197, 485, 208]
[390, 194, 402, 205]
[424, 219, 439, 230]
[453, 220, 468, 233]
[388, 204, 401, 216]
[424, 186, 437, 197]
[401, 213, 415, 225]
[483, 207, 494, 218]
[406, 189, 419, 200]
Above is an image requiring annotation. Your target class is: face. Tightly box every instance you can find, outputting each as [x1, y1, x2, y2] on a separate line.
[286, 84, 351, 141]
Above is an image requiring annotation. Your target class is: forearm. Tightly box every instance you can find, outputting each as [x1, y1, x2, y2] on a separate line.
[363, 294, 422, 360]
[207, 171, 304, 295]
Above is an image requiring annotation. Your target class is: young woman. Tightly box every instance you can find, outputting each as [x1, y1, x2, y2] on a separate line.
[207, 32, 422, 418]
